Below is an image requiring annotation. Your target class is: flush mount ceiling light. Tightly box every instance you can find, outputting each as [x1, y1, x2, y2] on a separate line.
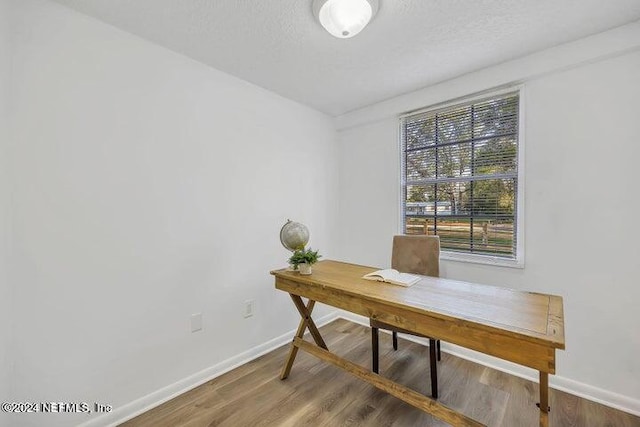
[312, 0, 379, 39]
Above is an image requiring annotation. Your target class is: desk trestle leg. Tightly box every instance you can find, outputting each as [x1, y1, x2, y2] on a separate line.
[280, 296, 328, 380]
[289, 295, 327, 350]
[538, 371, 550, 427]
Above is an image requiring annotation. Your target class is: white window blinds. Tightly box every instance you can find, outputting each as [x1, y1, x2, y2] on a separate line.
[401, 92, 520, 259]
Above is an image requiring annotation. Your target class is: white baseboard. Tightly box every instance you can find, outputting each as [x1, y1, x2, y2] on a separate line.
[77, 311, 339, 427]
[336, 310, 640, 417]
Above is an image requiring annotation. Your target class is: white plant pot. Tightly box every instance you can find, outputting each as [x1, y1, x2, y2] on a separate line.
[298, 263, 312, 275]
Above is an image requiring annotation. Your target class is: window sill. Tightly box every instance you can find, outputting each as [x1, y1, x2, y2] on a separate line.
[440, 251, 524, 269]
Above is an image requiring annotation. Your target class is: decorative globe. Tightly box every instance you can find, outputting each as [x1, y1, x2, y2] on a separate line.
[280, 220, 310, 252]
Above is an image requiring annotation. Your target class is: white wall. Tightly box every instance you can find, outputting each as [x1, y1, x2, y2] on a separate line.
[336, 32, 640, 411]
[0, 0, 14, 412]
[7, 0, 337, 425]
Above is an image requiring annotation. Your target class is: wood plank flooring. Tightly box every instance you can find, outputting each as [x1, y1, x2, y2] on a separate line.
[121, 319, 640, 427]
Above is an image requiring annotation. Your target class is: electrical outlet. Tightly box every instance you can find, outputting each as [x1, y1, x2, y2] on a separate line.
[191, 313, 203, 332]
[244, 300, 254, 318]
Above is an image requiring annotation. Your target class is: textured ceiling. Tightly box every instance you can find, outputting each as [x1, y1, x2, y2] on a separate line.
[51, 0, 640, 116]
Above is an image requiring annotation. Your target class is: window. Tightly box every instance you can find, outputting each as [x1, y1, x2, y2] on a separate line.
[400, 90, 522, 265]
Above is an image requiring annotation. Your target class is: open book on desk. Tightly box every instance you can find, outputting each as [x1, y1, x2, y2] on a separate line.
[362, 269, 421, 287]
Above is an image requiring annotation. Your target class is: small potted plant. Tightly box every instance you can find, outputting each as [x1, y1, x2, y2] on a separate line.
[288, 248, 321, 275]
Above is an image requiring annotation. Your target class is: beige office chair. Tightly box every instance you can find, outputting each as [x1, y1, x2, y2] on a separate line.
[370, 235, 442, 399]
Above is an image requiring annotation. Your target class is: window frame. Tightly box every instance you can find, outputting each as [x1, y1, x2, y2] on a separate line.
[398, 86, 525, 268]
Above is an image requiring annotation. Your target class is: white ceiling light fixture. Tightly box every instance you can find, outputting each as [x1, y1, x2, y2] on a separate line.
[312, 0, 379, 39]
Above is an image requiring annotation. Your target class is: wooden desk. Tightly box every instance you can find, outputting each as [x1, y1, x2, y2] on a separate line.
[271, 260, 565, 427]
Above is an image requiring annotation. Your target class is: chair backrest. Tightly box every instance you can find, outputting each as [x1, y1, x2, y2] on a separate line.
[391, 235, 440, 278]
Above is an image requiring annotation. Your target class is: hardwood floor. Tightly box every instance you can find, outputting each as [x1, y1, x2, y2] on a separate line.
[121, 319, 640, 427]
